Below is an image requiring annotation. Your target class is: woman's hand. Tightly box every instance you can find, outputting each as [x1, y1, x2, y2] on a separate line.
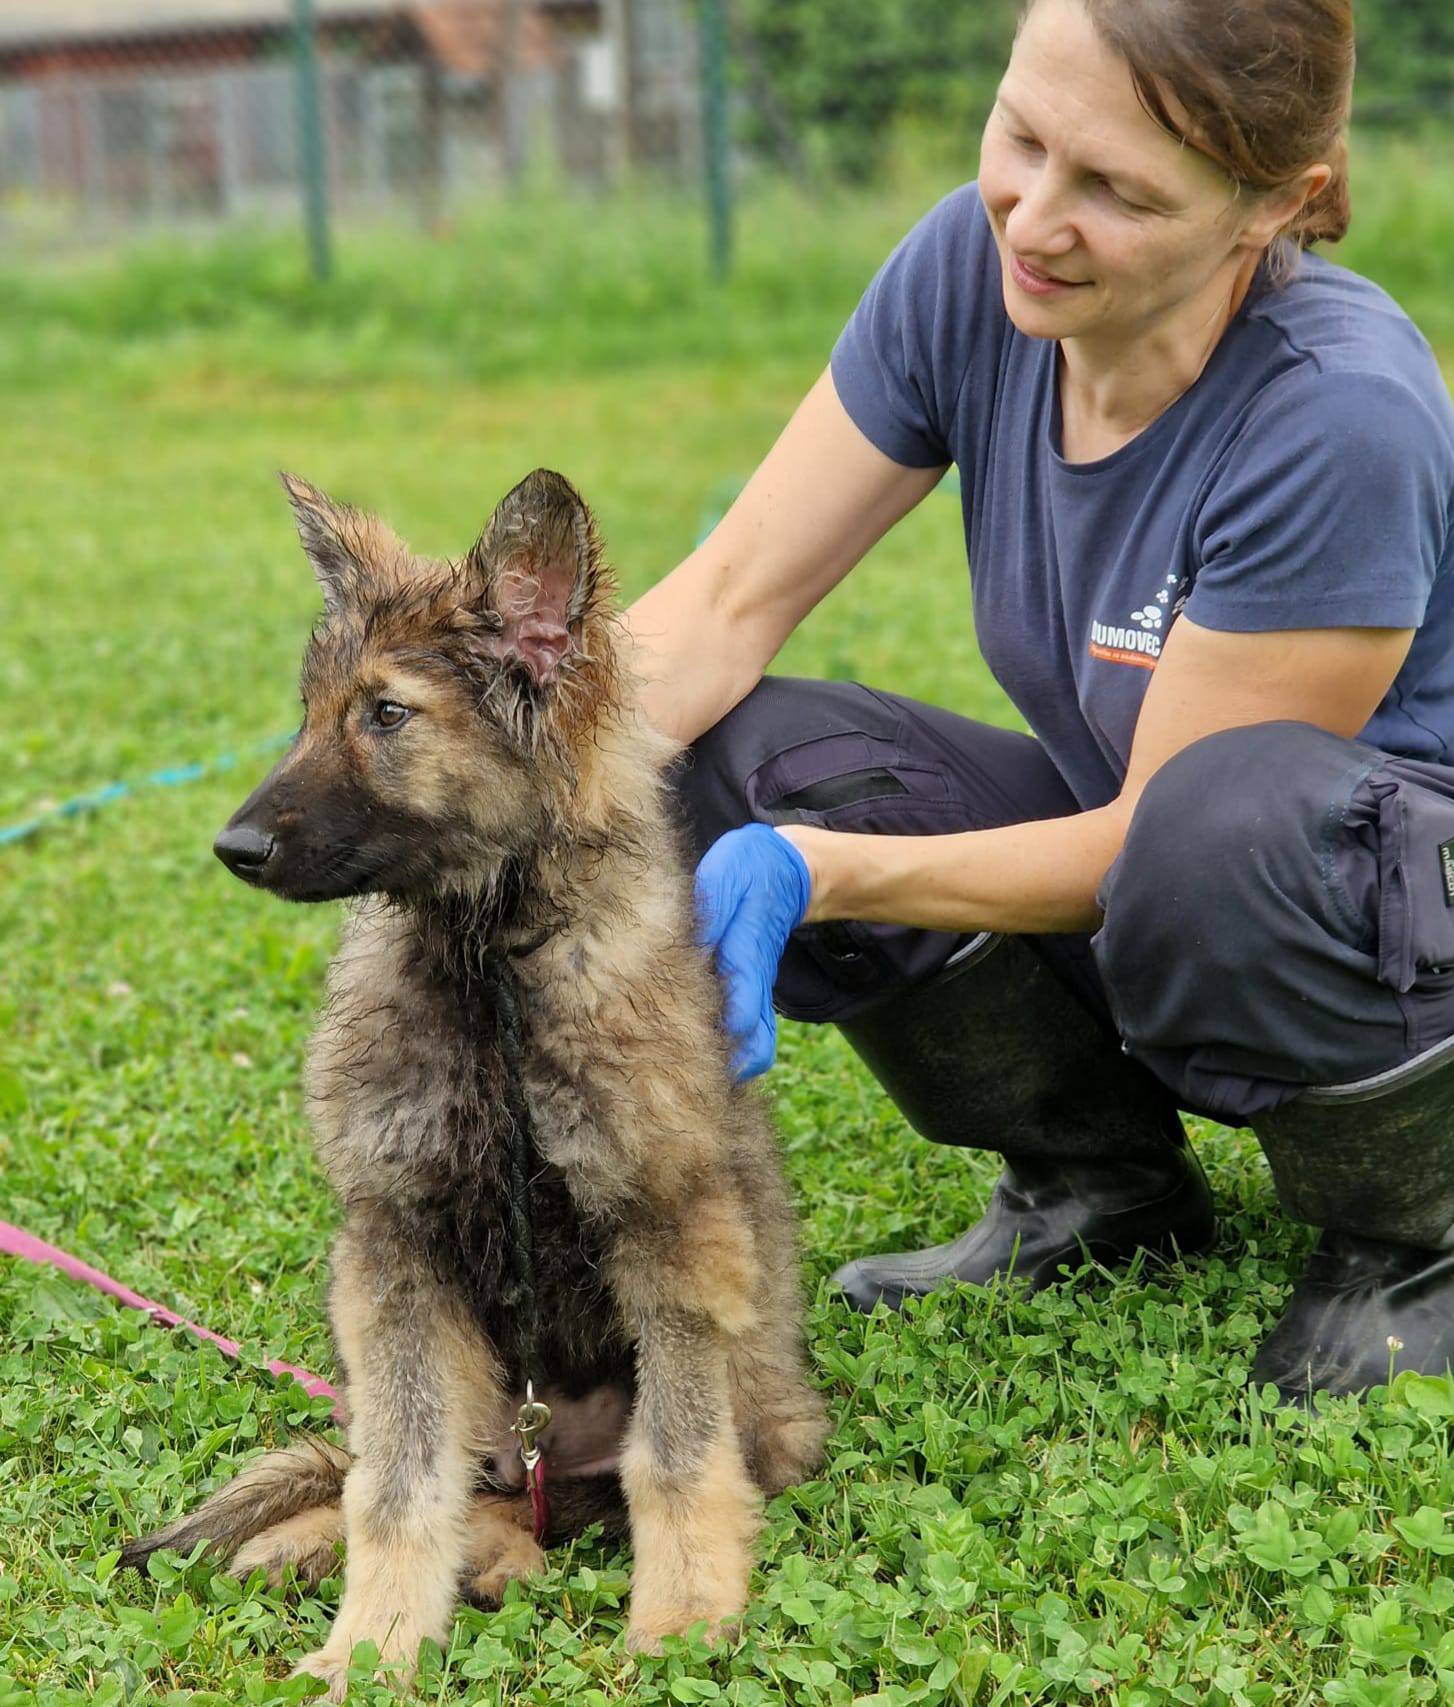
[694, 825, 812, 1080]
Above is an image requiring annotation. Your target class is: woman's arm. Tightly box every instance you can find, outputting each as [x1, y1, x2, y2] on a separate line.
[623, 368, 947, 745]
[781, 617, 1417, 933]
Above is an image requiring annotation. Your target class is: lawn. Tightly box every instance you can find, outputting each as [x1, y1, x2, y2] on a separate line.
[4, 148, 1454, 1707]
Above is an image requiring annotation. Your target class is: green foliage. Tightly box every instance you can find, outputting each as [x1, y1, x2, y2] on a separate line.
[1353, 0, 1454, 123]
[734, 0, 1017, 181]
[732, 0, 1454, 184]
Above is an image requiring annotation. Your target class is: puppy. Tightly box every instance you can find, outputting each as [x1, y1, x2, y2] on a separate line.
[121, 470, 827, 1697]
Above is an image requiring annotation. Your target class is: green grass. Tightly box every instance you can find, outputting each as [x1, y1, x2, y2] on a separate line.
[0, 177, 925, 395]
[3, 133, 1453, 393]
[4, 150, 1454, 1706]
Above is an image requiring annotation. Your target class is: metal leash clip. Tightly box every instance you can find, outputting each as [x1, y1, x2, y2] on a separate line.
[511, 1379, 552, 1471]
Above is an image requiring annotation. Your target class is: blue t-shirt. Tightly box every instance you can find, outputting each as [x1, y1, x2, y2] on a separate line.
[830, 182, 1454, 809]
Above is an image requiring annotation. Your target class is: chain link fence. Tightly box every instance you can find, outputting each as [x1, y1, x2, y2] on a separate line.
[0, 0, 712, 258]
[1, 0, 1450, 273]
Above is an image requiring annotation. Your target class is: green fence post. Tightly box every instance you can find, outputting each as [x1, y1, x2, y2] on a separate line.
[292, 0, 333, 282]
[699, 0, 732, 280]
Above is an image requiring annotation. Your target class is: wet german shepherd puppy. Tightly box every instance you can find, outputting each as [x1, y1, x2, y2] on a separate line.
[121, 471, 828, 1697]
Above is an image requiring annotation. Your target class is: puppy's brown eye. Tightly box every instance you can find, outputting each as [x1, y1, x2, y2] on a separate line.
[373, 701, 412, 730]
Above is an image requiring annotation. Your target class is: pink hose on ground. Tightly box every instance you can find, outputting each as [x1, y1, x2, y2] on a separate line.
[0, 1218, 338, 1406]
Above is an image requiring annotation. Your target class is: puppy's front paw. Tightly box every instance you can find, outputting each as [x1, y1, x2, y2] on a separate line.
[290, 1627, 424, 1700]
[626, 1605, 741, 1655]
[290, 1646, 353, 1703]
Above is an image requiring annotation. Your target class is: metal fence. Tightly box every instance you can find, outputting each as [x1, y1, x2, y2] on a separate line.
[2, 0, 1449, 277]
[0, 0, 711, 257]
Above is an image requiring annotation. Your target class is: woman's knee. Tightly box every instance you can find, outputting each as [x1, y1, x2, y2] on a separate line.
[1097, 721, 1373, 947]
[671, 676, 905, 860]
[1090, 721, 1410, 1111]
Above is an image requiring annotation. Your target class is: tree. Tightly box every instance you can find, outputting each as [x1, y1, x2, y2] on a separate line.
[729, 0, 1454, 183]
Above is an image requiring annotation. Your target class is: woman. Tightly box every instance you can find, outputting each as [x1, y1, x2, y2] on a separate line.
[626, 0, 1454, 1404]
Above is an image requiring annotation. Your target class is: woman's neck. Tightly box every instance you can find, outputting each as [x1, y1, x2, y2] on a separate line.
[1057, 248, 1263, 462]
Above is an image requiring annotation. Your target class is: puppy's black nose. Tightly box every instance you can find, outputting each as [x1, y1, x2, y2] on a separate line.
[214, 824, 276, 880]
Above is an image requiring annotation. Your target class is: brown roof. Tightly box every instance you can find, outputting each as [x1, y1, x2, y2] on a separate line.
[413, 1, 553, 79]
[0, 1, 400, 45]
[0, 0, 591, 50]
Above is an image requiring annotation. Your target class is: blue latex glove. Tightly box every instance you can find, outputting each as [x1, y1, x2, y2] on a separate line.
[694, 823, 812, 1080]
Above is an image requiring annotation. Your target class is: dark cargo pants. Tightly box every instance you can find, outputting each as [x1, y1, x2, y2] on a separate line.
[673, 677, 1454, 1124]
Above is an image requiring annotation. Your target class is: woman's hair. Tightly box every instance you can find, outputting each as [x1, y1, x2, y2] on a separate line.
[1026, 0, 1354, 268]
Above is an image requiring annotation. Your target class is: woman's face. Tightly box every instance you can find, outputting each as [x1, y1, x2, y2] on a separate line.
[979, 0, 1263, 345]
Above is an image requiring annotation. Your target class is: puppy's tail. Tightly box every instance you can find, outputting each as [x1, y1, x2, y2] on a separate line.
[540, 1471, 630, 1549]
[120, 1435, 350, 1574]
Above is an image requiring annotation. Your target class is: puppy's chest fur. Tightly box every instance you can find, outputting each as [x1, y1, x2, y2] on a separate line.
[307, 906, 632, 1392]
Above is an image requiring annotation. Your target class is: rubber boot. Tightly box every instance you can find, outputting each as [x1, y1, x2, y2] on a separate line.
[1249, 1030, 1454, 1404]
[829, 932, 1216, 1310]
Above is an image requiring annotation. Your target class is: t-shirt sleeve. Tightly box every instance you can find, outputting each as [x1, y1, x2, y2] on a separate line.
[830, 183, 995, 470]
[1187, 368, 1454, 632]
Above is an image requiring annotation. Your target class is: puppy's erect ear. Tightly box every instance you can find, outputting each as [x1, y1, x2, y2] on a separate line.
[461, 469, 604, 687]
[279, 472, 365, 617]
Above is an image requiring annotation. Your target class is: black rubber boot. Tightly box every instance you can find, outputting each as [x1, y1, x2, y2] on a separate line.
[1249, 1233, 1454, 1403]
[829, 933, 1216, 1311]
[1249, 1033, 1454, 1403]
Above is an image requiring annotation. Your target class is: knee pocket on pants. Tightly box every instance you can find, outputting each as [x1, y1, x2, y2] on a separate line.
[1094, 721, 1454, 1085]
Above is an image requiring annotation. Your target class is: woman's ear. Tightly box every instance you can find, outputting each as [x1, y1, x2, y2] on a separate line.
[1237, 162, 1335, 252]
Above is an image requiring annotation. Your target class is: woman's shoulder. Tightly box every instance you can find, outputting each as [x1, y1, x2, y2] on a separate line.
[1193, 255, 1454, 544]
[919, 178, 988, 228]
[872, 179, 993, 270]
[828, 180, 1007, 471]
[1246, 249, 1450, 409]
[849, 176, 1007, 346]
[874, 180, 1008, 341]
[875, 180, 995, 277]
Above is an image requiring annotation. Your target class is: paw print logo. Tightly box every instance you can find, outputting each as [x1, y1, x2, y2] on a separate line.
[1131, 604, 1163, 631]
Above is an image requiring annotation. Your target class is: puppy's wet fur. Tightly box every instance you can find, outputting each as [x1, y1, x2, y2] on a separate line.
[121, 471, 828, 1696]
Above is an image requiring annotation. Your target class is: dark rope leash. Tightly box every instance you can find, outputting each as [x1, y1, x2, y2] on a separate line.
[482, 952, 552, 1545]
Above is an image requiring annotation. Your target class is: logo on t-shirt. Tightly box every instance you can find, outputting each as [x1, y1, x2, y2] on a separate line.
[1088, 573, 1187, 670]
[1440, 837, 1454, 909]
